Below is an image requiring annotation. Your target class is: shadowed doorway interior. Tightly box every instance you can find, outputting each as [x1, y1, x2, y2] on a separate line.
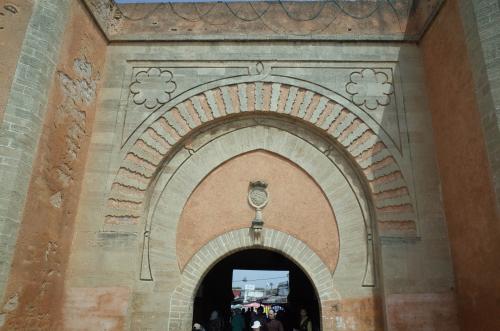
[192, 249, 321, 330]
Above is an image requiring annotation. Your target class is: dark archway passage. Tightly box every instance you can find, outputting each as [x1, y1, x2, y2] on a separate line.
[192, 249, 321, 330]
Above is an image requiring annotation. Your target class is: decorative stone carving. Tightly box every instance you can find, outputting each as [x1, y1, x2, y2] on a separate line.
[248, 181, 269, 238]
[130, 68, 177, 110]
[346, 69, 394, 110]
[107, 82, 416, 238]
[250, 61, 265, 75]
[52, 57, 98, 189]
[248, 181, 269, 210]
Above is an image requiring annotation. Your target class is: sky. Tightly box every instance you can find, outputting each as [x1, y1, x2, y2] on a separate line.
[232, 269, 289, 289]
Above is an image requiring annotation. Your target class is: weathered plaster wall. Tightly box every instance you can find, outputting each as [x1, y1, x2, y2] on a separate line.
[61, 42, 456, 330]
[386, 292, 459, 331]
[0, 0, 34, 123]
[420, 0, 500, 330]
[0, 0, 72, 304]
[1, 1, 492, 329]
[0, 1, 106, 329]
[85, 0, 443, 41]
[177, 150, 340, 271]
[333, 296, 383, 331]
[63, 286, 130, 331]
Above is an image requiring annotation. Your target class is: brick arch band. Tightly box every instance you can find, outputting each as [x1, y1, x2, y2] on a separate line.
[107, 81, 416, 237]
[167, 228, 337, 331]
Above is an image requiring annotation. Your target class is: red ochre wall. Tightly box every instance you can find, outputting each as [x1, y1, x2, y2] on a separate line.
[177, 150, 340, 272]
[420, 1, 500, 330]
[0, 1, 107, 330]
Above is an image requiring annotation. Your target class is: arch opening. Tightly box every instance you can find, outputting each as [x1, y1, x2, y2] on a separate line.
[192, 248, 321, 331]
[143, 120, 381, 330]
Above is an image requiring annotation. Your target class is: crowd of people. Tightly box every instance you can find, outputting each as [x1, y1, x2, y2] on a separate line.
[193, 307, 313, 331]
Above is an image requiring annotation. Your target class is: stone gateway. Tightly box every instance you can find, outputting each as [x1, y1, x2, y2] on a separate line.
[0, 0, 499, 330]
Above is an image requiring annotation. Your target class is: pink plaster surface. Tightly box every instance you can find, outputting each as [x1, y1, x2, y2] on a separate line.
[176, 150, 340, 271]
[386, 292, 459, 331]
[63, 287, 130, 331]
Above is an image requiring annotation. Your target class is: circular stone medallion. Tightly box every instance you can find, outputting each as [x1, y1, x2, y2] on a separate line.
[248, 181, 269, 210]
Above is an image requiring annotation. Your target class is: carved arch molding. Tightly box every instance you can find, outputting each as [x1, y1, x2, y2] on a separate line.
[168, 228, 337, 331]
[130, 122, 377, 331]
[106, 80, 416, 238]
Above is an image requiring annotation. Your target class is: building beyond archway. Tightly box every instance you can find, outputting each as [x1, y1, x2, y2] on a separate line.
[167, 227, 342, 331]
[192, 249, 321, 330]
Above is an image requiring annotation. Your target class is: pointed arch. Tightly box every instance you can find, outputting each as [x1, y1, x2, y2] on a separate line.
[106, 81, 416, 237]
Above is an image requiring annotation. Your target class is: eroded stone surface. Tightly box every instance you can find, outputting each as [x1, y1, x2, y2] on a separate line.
[3, 0, 498, 330]
[63, 287, 130, 331]
[85, 0, 444, 41]
[0, 1, 106, 329]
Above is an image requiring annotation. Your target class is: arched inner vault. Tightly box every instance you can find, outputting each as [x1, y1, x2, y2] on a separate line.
[191, 248, 322, 330]
[128, 118, 379, 331]
[106, 80, 417, 238]
[169, 229, 335, 331]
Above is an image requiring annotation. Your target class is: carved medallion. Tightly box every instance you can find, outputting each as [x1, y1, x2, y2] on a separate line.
[248, 181, 269, 210]
[248, 181, 269, 238]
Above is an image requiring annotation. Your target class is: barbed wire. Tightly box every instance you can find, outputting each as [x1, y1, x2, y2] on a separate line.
[115, 0, 405, 24]
[278, 0, 328, 21]
[118, 2, 164, 21]
[224, 2, 271, 22]
[247, 0, 339, 35]
[333, 1, 381, 20]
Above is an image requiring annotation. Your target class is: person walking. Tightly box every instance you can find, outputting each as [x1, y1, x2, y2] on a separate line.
[231, 308, 245, 331]
[208, 310, 223, 331]
[252, 306, 267, 331]
[266, 309, 284, 331]
[251, 320, 262, 331]
[298, 308, 312, 331]
[193, 323, 206, 331]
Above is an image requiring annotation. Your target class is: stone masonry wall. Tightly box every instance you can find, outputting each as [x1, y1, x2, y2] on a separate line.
[0, 1, 107, 329]
[1, 1, 496, 329]
[0, 0, 71, 311]
[0, 0, 34, 123]
[62, 42, 457, 330]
